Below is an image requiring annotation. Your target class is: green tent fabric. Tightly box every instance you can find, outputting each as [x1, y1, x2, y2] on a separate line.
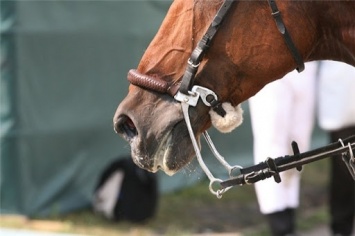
[0, 0, 176, 216]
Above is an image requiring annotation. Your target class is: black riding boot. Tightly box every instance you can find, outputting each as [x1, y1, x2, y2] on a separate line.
[266, 208, 296, 236]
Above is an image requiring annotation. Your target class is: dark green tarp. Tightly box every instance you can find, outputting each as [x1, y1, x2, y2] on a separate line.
[1, 0, 177, 216]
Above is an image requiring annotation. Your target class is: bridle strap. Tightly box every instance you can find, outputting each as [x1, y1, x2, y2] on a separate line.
[180, 0, 305, 96]
[128, 0, 305, 97]
[268, 0, 305, 72]
[179, 0, 236, 94]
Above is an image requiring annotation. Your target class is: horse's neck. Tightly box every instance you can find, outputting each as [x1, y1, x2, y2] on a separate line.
[308, 2, 355, 66]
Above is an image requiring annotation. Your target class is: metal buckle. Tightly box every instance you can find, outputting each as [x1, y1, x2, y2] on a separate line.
[339, 138, 355, 180]
[174, 85, 218, 107]
[187, 58, 200, 68]
[191, 86, 218, 107]
[174, 90, 199, 106]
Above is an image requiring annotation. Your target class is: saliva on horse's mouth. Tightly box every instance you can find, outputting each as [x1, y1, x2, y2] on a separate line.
[114, 115, 137, 141]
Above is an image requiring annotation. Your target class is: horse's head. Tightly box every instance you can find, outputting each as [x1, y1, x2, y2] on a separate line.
[113, 0, 355, 175]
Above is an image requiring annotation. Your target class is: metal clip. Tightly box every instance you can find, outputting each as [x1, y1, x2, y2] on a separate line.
[174, 90, 199, 107]
[187, 58, 200, 68]
[174, 85, 219, 108]
[191, 86, 218, 107]
[244, 171, 257, 185]
[347, 143, 355, 178]
[339, 139, 355, 180]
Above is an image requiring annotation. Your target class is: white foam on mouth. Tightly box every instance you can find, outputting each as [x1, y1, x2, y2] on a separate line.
[154, 133, 176, 176]
[129, 131, 176, 175]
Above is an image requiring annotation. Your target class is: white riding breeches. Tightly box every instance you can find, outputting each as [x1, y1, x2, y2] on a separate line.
[248, 63, 317, 214]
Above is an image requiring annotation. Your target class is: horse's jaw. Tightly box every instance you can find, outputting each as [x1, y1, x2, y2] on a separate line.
[113, 89, 206, 175]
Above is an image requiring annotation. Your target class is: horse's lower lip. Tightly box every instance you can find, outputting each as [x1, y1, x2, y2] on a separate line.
[152, 118, 189, 176]
[130, 128, 175, 175]
[129, 117, 194, 175]
[154, 132, 176, 176]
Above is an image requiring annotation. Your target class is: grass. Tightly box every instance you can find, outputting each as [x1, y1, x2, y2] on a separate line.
[0, 158, 330, 236]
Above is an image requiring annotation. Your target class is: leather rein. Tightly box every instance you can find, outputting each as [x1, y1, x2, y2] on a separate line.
[125, 0, 311, 197]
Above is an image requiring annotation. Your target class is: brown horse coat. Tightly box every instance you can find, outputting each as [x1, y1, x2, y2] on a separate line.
[114, 0, 355, 175]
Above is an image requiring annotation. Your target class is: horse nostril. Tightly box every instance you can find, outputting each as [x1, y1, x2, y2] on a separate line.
[114, 115, 138, 140]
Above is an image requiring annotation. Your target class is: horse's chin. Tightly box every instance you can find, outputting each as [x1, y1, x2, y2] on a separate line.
[130, 120, 197, 176]
[152, 133, 177, 176]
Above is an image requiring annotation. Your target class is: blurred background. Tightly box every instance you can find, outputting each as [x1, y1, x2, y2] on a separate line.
[1, 1, 329, 235]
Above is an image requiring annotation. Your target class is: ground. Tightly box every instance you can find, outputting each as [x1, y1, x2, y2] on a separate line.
[2, 159, 350, 236]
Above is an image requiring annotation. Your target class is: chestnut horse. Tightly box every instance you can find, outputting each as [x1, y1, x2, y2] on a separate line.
[113, 0, 355, 177]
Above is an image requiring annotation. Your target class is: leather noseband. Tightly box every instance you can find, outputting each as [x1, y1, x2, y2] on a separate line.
[128, 69, 180, 97]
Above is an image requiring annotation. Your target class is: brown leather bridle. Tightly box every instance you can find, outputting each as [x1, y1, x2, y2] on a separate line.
[127, 0, 304, 112]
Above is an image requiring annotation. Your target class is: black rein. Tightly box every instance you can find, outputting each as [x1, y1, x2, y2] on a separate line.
[221, 135, 355, 188]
